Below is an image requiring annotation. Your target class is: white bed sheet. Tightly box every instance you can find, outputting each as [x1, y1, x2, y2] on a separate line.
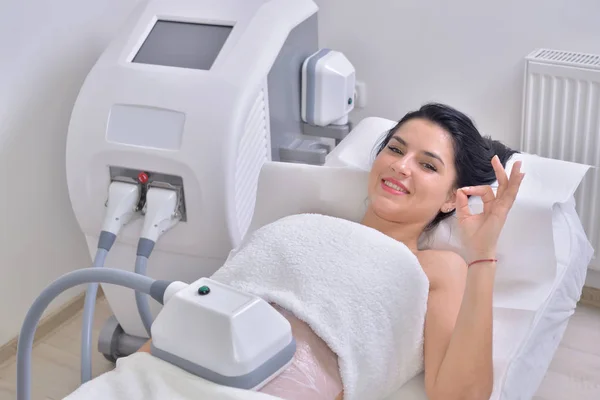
[385, 200, 591, 400]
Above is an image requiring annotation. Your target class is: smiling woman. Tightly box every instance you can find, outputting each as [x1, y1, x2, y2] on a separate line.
[368, 103, 519, 235]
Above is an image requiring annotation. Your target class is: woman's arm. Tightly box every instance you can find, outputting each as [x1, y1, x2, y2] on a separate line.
[423, 156, 524, 400]
[420, 250, 494, 400]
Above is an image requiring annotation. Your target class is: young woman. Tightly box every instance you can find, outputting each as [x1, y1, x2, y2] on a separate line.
[139, 103, 525, 400]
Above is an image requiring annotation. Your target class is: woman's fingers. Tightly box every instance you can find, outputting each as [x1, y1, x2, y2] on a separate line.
[455, 187, 471, 220]
[492, 155, 509, 198]
[456, 158, 525, 223]
[498, 162, 525, 211]
[490, 156, 525, 208]
[460, 185, 495, 214]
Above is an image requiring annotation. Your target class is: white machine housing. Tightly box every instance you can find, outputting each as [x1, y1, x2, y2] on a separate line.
[150, 278, 295, 390]
[66, 0, 337, 340]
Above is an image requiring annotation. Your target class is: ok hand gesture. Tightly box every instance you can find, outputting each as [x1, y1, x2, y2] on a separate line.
[455, 156, 525, 263]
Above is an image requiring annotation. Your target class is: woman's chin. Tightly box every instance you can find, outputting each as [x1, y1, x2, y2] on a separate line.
[370, 198, 408, 221]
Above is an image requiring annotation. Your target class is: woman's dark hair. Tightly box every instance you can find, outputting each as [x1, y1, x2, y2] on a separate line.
[375, 102, 518, 232]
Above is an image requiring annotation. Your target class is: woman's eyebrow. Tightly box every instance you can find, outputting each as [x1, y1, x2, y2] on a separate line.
[391, 136, 445, 166]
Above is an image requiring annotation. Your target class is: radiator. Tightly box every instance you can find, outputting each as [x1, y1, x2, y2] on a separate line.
[521, 48, 600, 271]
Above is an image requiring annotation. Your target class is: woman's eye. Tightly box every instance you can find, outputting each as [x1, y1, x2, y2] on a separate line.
[422, 163, 437, 172]
[387, 145, 403, 155]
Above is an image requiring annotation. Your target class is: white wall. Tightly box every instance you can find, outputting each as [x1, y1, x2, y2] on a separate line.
[0, 0, 144, 346]
[315, 0, 600, 149]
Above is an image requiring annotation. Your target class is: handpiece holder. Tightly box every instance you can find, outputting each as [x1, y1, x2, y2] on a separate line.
[150, 278, 296, 391]
[280, 49, 356, 165]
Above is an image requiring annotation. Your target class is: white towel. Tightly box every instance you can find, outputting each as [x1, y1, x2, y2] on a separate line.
[64, 353, 280, 400]
[211, 214, 430, 400]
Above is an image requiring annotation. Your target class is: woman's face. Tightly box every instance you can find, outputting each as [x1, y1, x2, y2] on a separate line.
[367, 118, 458, 226]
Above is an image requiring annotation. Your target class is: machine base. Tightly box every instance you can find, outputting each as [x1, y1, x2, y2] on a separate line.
[150, 339, 296, 391]
[98, 315, 148, 362]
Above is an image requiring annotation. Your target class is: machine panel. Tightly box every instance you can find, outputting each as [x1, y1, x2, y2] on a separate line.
[106, 104, 186, 150]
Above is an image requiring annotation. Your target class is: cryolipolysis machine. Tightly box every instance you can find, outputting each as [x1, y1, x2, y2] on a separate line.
[65, 0, 355, 373]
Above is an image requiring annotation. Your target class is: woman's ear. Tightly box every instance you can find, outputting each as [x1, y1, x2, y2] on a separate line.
[441, 189, 457, 213]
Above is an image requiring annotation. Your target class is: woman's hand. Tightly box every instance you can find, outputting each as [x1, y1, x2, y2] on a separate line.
[455, 155, 525, 263]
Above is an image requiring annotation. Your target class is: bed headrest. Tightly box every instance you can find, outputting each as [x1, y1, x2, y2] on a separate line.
[248, 117, 592, 311]
[326, 118, 588, 206]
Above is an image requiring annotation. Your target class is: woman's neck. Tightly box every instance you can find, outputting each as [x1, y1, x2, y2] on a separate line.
[360, 208, 424, 253]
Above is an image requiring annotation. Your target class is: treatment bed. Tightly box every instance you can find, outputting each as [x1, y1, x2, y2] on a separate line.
[60, 117, 594, 400]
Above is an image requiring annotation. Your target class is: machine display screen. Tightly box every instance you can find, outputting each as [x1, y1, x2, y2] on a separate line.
[132, 20, 233, 70]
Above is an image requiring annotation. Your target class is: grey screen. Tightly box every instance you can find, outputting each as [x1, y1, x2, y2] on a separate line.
[132, 20, 233, 70]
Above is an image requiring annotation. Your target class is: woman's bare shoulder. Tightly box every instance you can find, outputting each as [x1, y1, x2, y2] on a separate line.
[417, 250, 467, 289]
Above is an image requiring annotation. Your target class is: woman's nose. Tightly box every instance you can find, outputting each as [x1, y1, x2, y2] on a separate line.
[391, 159, 411, 176]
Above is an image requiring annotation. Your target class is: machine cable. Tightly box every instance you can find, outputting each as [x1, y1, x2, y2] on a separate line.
[134, 187, 181, 336]
[80, 182, 140, 383]
[80, 236, 111, 383]
[135, 240, 155, 336]
[17, 268, 175, 400]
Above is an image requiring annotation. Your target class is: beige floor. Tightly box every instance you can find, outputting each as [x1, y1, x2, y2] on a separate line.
[0, 298, 599, 400]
